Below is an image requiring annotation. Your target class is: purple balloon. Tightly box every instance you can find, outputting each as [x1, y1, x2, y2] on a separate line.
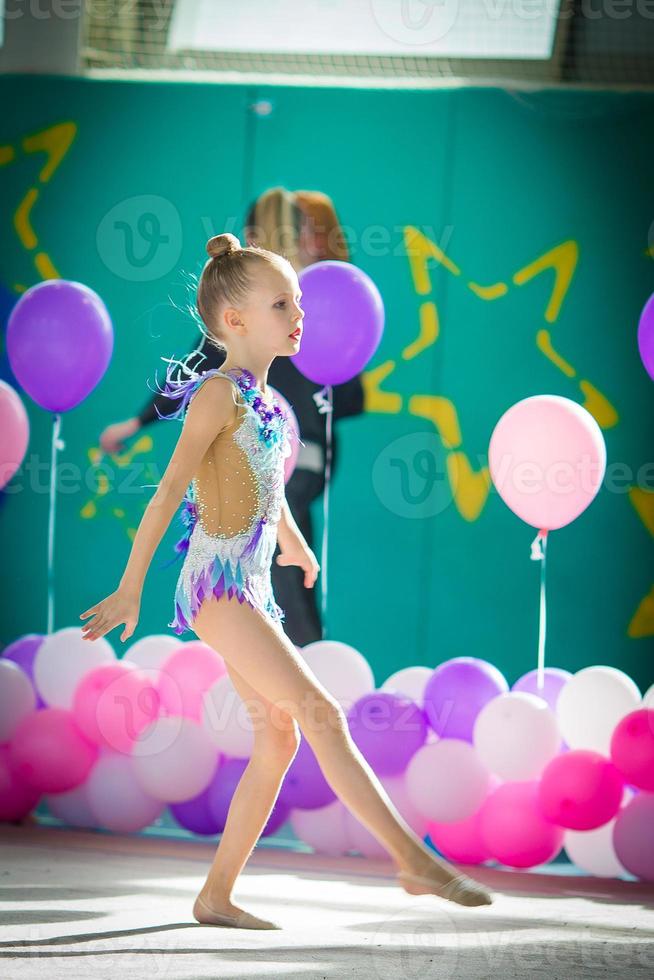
[347, 692, 428, 776]
[207, 757, 289, 837]
[278, 737, 335, 810]
[612, 793, 654, 881]
[294, 261, 384, 385]
[423, 657, 509, 742]
[260, 796, 290, 837]
[7, 280, 113, 412]
[511, 668, 572, 713]
[169, 756, 224, 835]
[207, 757, 247, 829]
[1, 633, 47, 709]
[638, 292, 654, 382]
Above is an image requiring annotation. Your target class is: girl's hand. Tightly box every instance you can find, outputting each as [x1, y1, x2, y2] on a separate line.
[275, 541, 320, 588]
[80, 589, 140, 643]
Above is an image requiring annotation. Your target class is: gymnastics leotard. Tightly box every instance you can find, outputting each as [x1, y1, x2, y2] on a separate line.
[155, 363, 293, 635]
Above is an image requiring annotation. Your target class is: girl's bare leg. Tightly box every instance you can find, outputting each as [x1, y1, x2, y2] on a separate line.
[197, 661, 300, 914]
[193, 596, 492, 905]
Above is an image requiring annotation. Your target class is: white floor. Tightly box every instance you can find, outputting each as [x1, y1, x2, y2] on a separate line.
[1, 823, 653, 979]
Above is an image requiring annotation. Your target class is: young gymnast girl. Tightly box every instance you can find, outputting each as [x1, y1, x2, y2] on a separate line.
[80, 232, 494, 929]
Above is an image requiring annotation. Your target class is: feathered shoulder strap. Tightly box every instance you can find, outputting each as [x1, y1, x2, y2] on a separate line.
[149, 355, 236, 422]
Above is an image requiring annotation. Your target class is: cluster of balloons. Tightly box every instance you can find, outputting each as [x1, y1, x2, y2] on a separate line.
[0, 280, 114, 492]
[1, 632, 652, 881]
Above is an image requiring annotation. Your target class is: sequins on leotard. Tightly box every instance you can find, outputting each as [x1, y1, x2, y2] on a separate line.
[154, 361, 292, 634]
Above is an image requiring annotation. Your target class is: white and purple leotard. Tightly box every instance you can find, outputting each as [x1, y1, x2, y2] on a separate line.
[156, 362, 293, 635]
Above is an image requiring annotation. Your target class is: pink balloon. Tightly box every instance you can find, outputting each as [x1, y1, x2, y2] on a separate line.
[488, 395, 606, 530]
[612, 793, 654, 882]
[0, 744, 41, 821]
[427, 810, 493, 865]
[8, 708, 98, 793]
[426, 775, 500, 864]
[72, 662, 160, 754]
[0, 380, 29, 489]
[158, 641, 227, 719]
[538, 749, 624, 830]
[610, 709, 654, 792]
[271, 387, 301, 483]
[479, 781, 565, 868]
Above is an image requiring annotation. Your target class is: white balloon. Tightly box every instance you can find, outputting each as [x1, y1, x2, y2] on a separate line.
[473, 692, 562, 780]
[644, 683, 654, 709]
[131, 717, 218, 802]
[45, 780, 98, 828]
[86, 750, 165, 831]
[33, 626, 114, 708]
[406, 739, 491, 823]
[290, 799, 351, 856]
[564, 821, 630, 878]
[381, 666, 433, 704]
[299, 640, 374, 711]
[201, 674, 254, 757]
[124, 634, 182, 670]
[0, 660, 36, 741]
[344, 772, 428, 858]
[557, 666, 641, 754]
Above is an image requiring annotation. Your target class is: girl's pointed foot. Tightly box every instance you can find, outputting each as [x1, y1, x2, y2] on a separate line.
[192, 894, 282, 929]
[397, 869, 493, 907]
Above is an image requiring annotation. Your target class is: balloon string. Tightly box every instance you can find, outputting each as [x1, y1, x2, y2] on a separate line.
[529, 528, 548, 691]
[48, 413, 64, 635]
[312, 385, 333, 640]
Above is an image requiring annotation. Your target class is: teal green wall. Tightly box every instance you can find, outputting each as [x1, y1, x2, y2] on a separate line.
[1, 76, 652, 693]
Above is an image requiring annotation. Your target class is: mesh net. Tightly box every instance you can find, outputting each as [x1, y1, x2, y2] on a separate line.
[81, 0, 654, 88]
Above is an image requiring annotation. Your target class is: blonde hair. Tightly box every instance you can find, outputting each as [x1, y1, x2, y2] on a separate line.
[196, 230, 292, 355]
[294, 189, 350, 262]
[244, 186, 304, 272]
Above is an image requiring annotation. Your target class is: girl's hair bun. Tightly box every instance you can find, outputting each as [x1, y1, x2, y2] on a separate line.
[206, 233, 242, 260]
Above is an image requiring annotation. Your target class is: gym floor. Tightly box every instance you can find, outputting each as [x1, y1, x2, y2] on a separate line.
[1, 823, 652, 979]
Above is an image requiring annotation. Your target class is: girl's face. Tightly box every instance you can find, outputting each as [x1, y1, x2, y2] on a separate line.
[242, 266, 304, 355]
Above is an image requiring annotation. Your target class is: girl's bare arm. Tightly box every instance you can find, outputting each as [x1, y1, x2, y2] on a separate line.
[276, 496, 320, 589]
[80, 377, 235, 641]
[276, 496, 305, 551]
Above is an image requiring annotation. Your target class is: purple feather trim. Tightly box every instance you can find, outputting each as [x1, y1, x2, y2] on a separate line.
[241, 516, 266, 560]
[158, 495, 198, 570]
[168, 547, 285, 636]
[152, 356, 223, 422]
